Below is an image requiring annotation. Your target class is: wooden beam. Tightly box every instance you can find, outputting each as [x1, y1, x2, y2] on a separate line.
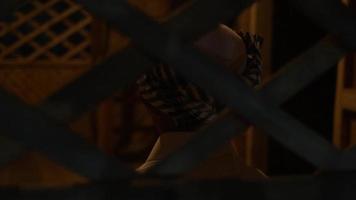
[233, 0, 273, 172]
[341, 89, 356, 112]
[333, 0, 356, 149]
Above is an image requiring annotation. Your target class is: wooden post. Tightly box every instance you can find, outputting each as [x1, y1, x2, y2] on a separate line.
[333, 0, 356, 148]
[233, 0, 274, 172]
[333, 57, 348, 148]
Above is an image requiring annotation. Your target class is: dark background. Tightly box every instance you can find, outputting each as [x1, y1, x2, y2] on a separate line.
[268, 1, 337, 175]
[172, 0, 338, 176]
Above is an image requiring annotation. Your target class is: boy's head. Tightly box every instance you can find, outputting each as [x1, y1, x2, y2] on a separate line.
[194, 24, 247, 75]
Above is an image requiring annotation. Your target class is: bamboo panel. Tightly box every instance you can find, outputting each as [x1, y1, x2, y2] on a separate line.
[0, 0, 98, 187]
[0, 0, 171, 188]
[0, 0, 93, 68]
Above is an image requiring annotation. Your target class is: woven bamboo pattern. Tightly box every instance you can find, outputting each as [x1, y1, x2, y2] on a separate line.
[0, 0, 93, 68]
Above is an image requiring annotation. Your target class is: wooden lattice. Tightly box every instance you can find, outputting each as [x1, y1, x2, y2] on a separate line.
[0, 0, 93, 68]
[0, 0, 356, 196]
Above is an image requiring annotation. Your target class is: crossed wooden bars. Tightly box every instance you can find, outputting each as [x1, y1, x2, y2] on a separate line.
[0, 0, 356, 199]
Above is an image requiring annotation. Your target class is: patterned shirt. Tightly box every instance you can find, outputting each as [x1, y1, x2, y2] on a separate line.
[137, 31, 263, 131]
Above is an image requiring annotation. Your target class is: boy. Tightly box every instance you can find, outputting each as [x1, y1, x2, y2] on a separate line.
[136, 24, 265, 179]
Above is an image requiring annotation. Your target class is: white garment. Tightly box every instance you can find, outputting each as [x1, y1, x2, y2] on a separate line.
[136, 131, 267, 180]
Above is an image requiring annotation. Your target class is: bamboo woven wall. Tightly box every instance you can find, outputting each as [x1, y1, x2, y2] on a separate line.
[0, 0, 170, 187]
[0, 0, 93, 68]
[0, 0, 97, 104]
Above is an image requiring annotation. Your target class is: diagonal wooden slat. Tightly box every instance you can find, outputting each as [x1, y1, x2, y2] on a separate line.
[0, 0, 24, 22]
[1, 172, 356, 200]
[0, 0, 57, 36]
[1, 0, 354, 173]
[0, 1, 355, 199]
[149, 37, 347, 175]
[259, 36, 346, 106]
[0, 0, 354, 181]
[288, 0, 356, 50]
[0, 89, 136, 180]
[0, 0, 257, 172]
[75, 0, 355, 170]
[0, 136, 23, 166]
[41, 0, 256, 123]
